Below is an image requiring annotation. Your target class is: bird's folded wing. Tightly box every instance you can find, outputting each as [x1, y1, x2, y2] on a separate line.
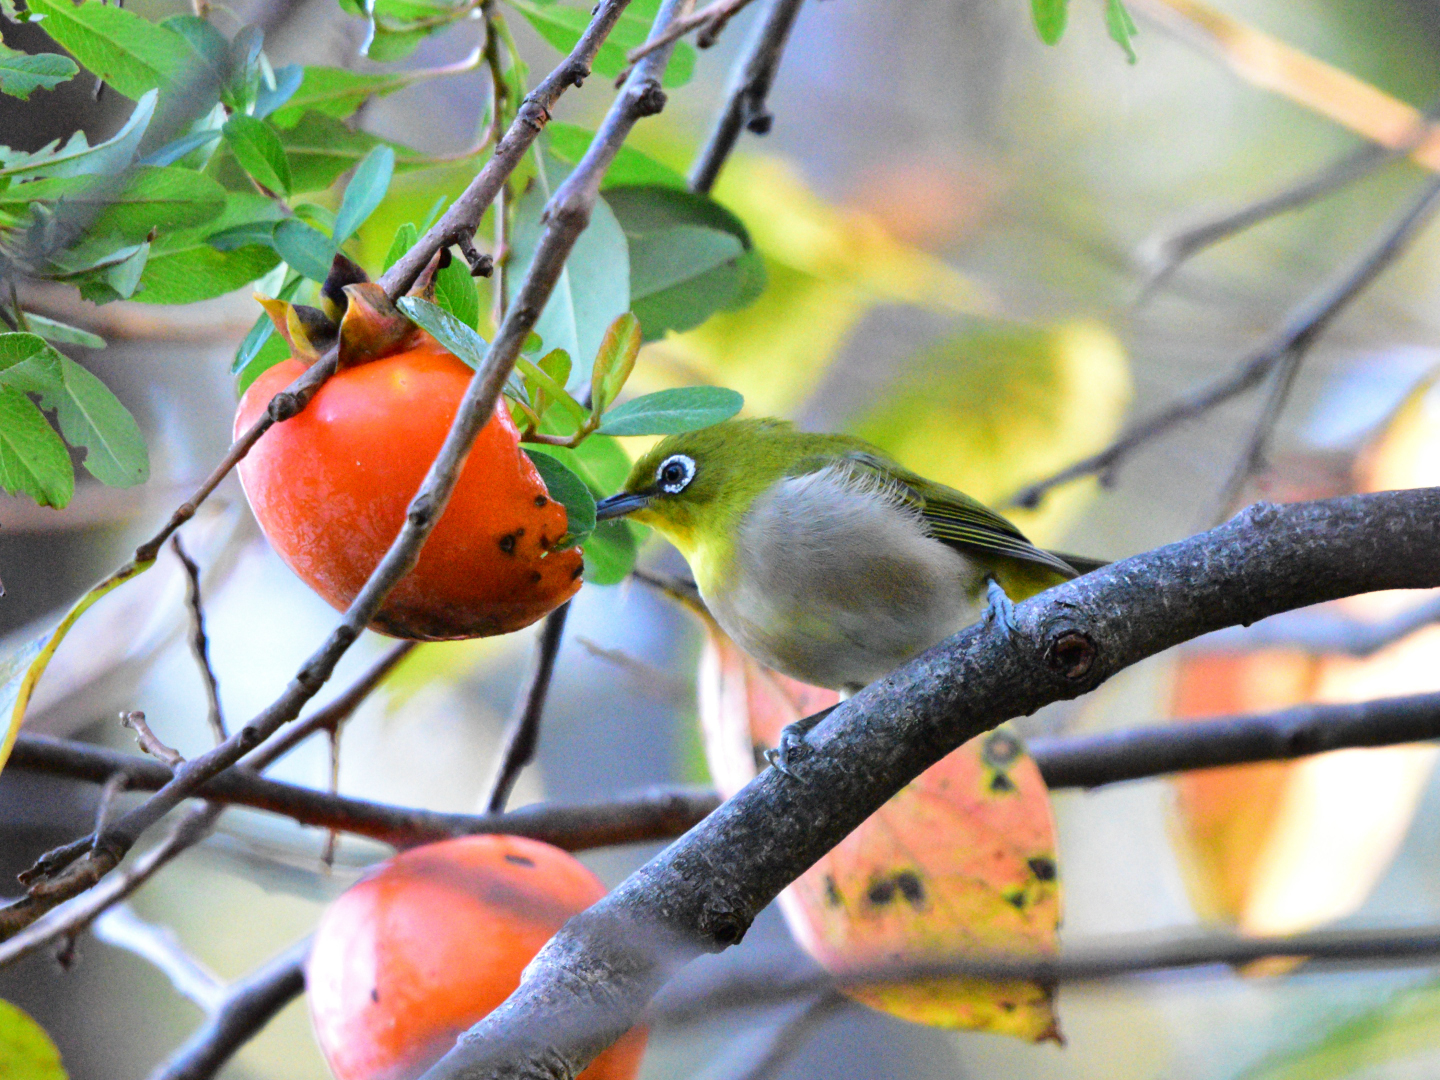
[841, 451, 1081, 579]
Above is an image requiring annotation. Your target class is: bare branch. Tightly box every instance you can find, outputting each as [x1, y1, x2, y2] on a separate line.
[171, 535, 227, 743]
[1028, 688, 1440, 790]
[623, 0, 759, 68]
[245, 640, 417, 771]
[653, 924, 1440, 1024]
[9, 733, 722, 852]
[413, 488, 1440, 1080]
[379, 0, 638, 296]
[485, 603, 571, 813]
[0, 803, 220, 967]
[93, 904, 226, 1015]
[691, 995, 845, 1080]
[121, 711, 184, 768]
[689, 0, 805, 193]
[147, 936, 311, 1080]
[1009, 174, 1440, 510]
[1196, 592, 1440, 656]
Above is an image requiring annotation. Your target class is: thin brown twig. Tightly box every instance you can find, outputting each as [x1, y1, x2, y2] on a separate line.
[1009, 172, 1440, 510]
[0, 803, 221, 969]
[9, 732, 722, 856]
[121, 711, 185, 768]
[484, 603, 571, 813]
[243, 640, 418, 771]
[171, 535, 227, 743]
[689, 0, 805, 194]
[623, 0, 757, 67]
[653, 925, 1440, 1023]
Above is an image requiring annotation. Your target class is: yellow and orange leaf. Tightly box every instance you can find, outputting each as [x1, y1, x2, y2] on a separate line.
[697, 628, 1062, 1043]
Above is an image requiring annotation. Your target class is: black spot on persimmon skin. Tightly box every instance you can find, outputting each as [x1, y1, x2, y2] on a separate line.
[1005, 891, 1027, 910]
[1028, 857, 1057, 882]
[895, 871, 924, 905]
[370, 986, 380, 1003]
[504, 853, 536, 867]
[570, 564, 583, 580]
[530, 570, 543, 584]
[499, 533, 517, 555]
[989, 771, 1016, 794]
[824, 874, 842, 907]
[983, 730, 1022, 768]
[535, 495, 548, 508]
[867, 879, 897, 906]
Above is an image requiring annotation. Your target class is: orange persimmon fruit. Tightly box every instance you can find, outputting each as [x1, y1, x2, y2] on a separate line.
[234, 275, 582, 640]
[306, 835, 646, 1080]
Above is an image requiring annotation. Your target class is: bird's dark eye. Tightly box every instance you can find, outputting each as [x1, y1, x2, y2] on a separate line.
[656, 454, 696, 494]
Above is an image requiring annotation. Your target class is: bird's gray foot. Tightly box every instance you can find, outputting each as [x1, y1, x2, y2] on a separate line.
[985, 577, 1018, 639]
[763, 703, 839, 780]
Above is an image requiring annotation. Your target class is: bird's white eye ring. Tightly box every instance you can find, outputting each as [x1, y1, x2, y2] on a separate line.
[656, 454, 696, 494]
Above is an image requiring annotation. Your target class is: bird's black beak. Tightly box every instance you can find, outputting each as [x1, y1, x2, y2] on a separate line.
[594, 490, 652, 520]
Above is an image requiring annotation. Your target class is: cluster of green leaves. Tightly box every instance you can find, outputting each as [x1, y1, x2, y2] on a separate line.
[1030, 0, 1138, 62]
[0, 330, 147, 508]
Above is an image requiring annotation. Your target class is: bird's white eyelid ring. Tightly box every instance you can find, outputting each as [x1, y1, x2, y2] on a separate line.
[656, 454, 696, 494]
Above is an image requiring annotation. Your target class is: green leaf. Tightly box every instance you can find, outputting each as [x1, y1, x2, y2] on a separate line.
[235, 331, 291, 396]
[1031, 0, 1069, 45]
[272, 218, 334, 282]
[0, 386, 74, 508]
[545, 123, 686, 190]
[384, 221, 419, 271]
[139, 127, 221, 168]
[268, 112, 419, 194]
[1239, 979, 1440, 1080]
[1105, 0, 1138, 62]
[253, 62, 304, 119]
[54, 239, 150, 303]
[433, 254, 480, 330]
[0, 43, 77, 100]
[0, 999, 67, 1079]
[396, 295, 487, 368]
[603, 185, 763, 341]
[21, 314, 105, 350]
[223, 114, 292, 196]
[0, 334, 148, 487]
[269, 65, 412, 128]
[508, 158, 630, 390]
[133, 239, 277, 305]
[159, 14, 230, 91]
[597, 386, 742, 436]
[507, 0, 694, 88]
[0, 89, 156, 180]
[523, 448, 595, 548]
[590, 312, 641, 414]
[333, 145, 394, 243]
[0, 166, 227, 245]
[25, 0, 186, 100]
[233, 271, 300, 374]
[582, 519, 639, 585]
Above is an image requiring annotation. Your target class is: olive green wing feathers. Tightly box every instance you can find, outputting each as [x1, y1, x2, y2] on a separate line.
[840, 451, 1083, 579]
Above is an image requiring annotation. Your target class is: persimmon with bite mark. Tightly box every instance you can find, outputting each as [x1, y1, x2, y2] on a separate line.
[306, 835, 646, 1080]
[235, 337, 583, 640]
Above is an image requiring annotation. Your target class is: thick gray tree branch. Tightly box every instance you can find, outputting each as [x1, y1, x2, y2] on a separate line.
[416, 488, 1440, 1080]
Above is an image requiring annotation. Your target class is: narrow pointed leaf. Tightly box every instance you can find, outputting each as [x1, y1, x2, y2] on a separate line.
[0, 386, 73, 507]
[25, 0, 186, 99]
[223, 114, 292, 196]
[333, 145, 394, 242]
[0, 43, 77, 99]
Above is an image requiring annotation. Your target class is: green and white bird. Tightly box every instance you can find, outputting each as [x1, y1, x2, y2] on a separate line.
[595, 418, 1100, 695]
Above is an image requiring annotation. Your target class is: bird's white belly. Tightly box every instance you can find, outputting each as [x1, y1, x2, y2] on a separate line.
[702, 468, 986, 691]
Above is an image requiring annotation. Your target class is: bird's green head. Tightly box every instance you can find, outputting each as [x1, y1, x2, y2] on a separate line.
[595, 418, 810, 565]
